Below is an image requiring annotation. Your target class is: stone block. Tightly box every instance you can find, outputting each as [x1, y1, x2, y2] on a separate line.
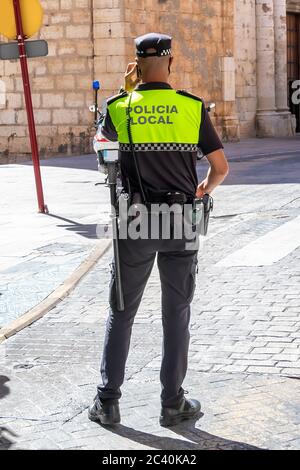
[55, 75, 76, 90]
[94, 38, 125, 56]
[94, 8, 122, 23]
[60, 0, 73, 9]
[6, 93, 22, 109]
[42, 25, 65, 40]
[51, 12, 72, 24]
[53, 109, 78, 124]
[0, 110, 16, 124]
[106, 55, 128, 73]
[66, 25, 91, 39]
[42, 94, 65, 108]
[32, 76, 55, 90]
[65, 92, 85, 108]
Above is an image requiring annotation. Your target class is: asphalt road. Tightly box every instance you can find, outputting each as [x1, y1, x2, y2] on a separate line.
[37, 150, 300, 186]
[197, 152, 300, 185]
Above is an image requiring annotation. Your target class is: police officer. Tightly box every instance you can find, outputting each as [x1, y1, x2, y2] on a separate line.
[89, 33, 229, 427]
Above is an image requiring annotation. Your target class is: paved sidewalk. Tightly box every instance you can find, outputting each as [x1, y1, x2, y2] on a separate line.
[0, 157, 110, 330]
[0, 175, 299, 449]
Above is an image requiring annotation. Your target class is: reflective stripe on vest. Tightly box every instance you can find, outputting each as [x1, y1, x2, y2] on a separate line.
[107, 89, 202, 146]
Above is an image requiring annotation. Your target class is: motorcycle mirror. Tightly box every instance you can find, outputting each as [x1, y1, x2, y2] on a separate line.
[207, 102, 216, 112]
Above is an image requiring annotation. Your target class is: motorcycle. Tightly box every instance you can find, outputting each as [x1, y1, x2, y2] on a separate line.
[89, 80, 124, 311]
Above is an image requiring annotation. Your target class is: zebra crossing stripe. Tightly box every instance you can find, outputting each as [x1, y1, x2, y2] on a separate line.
[216, 215, 300, 267]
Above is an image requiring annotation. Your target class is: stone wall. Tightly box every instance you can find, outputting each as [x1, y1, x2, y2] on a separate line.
[0, 0, 239, 163]
[0, 0, 298, 162]
[235, 0, 257, 138]
[93, 0, 127, 105]
[0, 0, 94, 162]
[124, 0, 238, 141]
[95, 0, 238, 141]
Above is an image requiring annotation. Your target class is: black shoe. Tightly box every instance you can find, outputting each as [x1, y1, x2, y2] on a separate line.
[160, 398, 201, 427]
[88, 396, 121, 426]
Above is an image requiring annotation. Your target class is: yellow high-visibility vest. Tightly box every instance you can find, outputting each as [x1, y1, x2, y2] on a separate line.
[107, 89, 203, 149]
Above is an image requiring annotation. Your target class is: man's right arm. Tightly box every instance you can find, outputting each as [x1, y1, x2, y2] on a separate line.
[100, 108, 118, 142]
[101, 61, 140, 142]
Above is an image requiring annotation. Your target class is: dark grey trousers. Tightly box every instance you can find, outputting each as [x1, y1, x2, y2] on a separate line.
[97, 238, 198, 408]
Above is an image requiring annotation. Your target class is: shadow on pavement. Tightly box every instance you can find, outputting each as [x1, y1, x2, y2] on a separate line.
[47, 213, 109, 240]
[0, 376, 10, 399]
[0, 376, 17, 450]
[105, 415, 262, 450]
[0, 426, 17, 450]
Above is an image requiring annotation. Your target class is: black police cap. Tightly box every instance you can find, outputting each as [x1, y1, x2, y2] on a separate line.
[135, 32, 172, 58]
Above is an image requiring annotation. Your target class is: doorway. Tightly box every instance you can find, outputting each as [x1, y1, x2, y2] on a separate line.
[287, 13, 300, 133]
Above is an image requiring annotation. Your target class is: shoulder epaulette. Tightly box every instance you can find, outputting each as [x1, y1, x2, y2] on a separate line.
[107, 91, 128, 106]
[176, 90, 203, 103]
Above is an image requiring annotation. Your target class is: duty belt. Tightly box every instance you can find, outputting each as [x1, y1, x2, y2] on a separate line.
[144, 190, 194, 206]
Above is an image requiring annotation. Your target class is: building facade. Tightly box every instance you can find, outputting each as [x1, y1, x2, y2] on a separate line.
[0, 0, 299, 162]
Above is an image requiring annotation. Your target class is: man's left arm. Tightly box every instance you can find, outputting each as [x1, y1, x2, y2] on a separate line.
[197, 105, 229, 198]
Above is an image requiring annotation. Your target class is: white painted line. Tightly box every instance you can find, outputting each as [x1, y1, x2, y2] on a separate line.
[216, 216, 300, 267]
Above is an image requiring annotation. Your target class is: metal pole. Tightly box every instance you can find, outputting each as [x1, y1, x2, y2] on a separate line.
[94, 87, 98, 126]
[12, 0, 48, 213]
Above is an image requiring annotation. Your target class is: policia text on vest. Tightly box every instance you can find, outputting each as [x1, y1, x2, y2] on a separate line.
[108, 89, 202, 145]
[128, 104, 178, 125]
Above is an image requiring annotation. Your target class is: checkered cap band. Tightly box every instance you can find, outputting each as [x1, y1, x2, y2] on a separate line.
[120, 143, 198, 152]
[160, 48, 172, 56]
[137, 48, 171, 57]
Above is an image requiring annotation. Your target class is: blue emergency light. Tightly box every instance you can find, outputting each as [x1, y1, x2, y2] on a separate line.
[93, 80, 100, 90]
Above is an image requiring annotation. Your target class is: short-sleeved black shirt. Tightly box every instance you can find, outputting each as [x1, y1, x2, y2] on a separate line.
[101, 82, 223, 198]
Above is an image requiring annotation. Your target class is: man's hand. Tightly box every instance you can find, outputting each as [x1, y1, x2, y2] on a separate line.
[124, 62, 140, 92]
[196, 179, 209, 198]
[196, 149, 229, 199]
